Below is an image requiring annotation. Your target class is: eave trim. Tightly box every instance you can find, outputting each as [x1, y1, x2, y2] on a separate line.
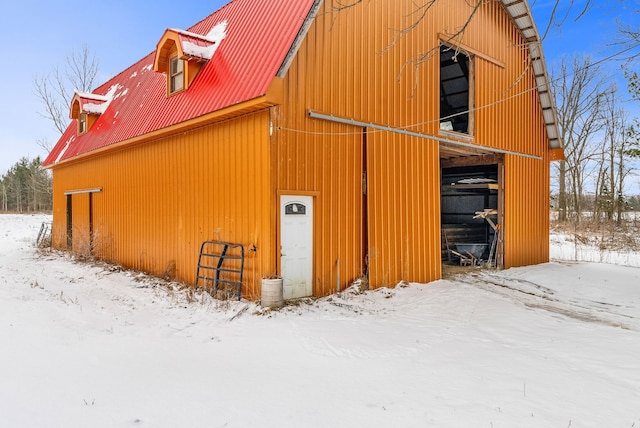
[501, 0, 562, 150]
[46, 88, 282, 169]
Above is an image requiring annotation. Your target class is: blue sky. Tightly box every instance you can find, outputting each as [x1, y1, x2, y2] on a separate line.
[0, 0, 227, 173]
[0, 0, 638, 175]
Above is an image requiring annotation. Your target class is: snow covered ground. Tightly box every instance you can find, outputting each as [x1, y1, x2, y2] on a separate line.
[1, 213, 639, 427]
[551, 230, 640, 268]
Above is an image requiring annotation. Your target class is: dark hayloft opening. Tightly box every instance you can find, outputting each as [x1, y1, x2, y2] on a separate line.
[441, 164, 499, 266]
[440, 45, 470, 134]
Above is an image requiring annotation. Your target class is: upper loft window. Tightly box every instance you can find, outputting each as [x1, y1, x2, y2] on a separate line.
[170, 56, 184, 93]
[440, 45, 473, 135]
[154, 22, 228, 97]
[78, 113, 88, 134]
[70, 89, 114, 135]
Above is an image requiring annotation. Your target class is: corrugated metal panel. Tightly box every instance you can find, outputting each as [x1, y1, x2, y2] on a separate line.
[43, 0, 316, 167]
[367, 131, 442, 286]
[274, 0, 551, 292]
[50, 111, 274, 299]
[49, 0, 554, 298]
[272, 116, 365, 296]
[503, 148, 550, 268]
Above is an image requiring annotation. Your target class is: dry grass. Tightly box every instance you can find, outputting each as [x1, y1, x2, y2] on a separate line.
[550, 218, 640, 252]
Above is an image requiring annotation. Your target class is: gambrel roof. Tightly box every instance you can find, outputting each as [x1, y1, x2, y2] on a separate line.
[501, 0, 561, 150]
[44, 0, 317, 166]
[44, 0, 561, 167]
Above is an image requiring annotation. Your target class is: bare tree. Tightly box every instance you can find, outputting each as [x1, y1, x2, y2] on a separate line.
[33, 45, 99, 135]
[551, 55, 608, 222]
[330, 0, 594, 43]
[35, 137, 53, 153]
[594, 95, 637, 225]
[618, 15, 640, 46]
[612, 92, 629, 222]
[1, 180, 7, 212]
[594, 89, 619, 222]
[328, 0, 598, 95]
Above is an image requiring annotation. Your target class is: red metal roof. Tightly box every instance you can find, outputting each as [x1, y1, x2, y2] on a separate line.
[44, 0, 316, 167]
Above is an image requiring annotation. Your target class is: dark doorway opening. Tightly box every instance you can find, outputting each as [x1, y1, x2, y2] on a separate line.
[440, 45, 471, 134]
[66, 195, 73, 250]
[441, 163, 500, 268]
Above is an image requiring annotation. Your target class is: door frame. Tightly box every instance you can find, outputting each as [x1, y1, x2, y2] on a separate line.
[64, 187, 102, 255]
[277, 190, 318, 296]
[439, 154, 504, 269]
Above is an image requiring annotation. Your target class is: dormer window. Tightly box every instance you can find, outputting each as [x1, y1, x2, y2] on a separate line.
[154, 21, 228, 97]
[170, 56, 184, 93]
[69, 88, 115, 136]
[78, 113, 88, 134]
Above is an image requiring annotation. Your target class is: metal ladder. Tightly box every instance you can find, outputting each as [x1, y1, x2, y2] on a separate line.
[195, 241, 245, 300]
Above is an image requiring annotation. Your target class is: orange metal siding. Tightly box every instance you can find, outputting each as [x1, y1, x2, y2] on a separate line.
[50, 0, 553, 299]
[272, 117, 365, 297]
[273, 0, 551, 292]
[50, 111, 274, 299]
[503, 150, 551, 268]
[367, 131, 441, 286]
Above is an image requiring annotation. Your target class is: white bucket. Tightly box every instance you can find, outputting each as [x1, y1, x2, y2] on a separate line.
[261, 278, 284, 309]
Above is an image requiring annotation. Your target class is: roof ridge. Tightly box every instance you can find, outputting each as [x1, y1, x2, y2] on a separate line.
[185, 0, 236, 33]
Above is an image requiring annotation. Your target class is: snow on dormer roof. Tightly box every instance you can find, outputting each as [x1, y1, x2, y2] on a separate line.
[69, 85, 118, 119]
[72, 85, 118, 116]
[172, 21, 228, 61]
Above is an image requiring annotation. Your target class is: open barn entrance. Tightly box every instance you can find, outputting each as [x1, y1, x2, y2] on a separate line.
[440, 154, 503, 274]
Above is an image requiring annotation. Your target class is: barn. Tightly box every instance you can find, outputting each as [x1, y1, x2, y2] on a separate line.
[43, 0, 563, 299]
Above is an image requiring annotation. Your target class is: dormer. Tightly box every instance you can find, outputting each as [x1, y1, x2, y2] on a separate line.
[70, 91, 111, 135]
[153, 21, 228, 97]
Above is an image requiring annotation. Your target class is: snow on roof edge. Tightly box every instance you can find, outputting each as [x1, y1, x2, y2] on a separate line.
[75, 90, 109, 102]
[175, 21, 228, 60]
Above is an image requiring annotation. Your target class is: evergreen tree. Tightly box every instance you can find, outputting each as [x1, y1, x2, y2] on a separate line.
[0, 157, 52, 213]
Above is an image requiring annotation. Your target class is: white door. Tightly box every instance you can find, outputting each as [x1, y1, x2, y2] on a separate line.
[280, 195, 313, 299]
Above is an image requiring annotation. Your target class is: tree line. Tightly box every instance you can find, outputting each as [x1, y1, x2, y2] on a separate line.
[0, 47, 97, 214]
[552, 53, 640, 225]
[0, 157, 52, 213]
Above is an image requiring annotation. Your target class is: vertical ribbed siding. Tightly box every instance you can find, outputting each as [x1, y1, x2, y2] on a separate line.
[50, 111, 274, 299]
[49, 0, 553, 298]
[51, 178, 71, 249]
[272, 118, 364, 297]
[274, 0, 551, 292]
[503, 125, 550, 268]
[367, 132, 441, 286]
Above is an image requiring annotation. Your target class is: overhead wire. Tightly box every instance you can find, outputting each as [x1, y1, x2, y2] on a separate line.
[277, 40, 640, 137]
